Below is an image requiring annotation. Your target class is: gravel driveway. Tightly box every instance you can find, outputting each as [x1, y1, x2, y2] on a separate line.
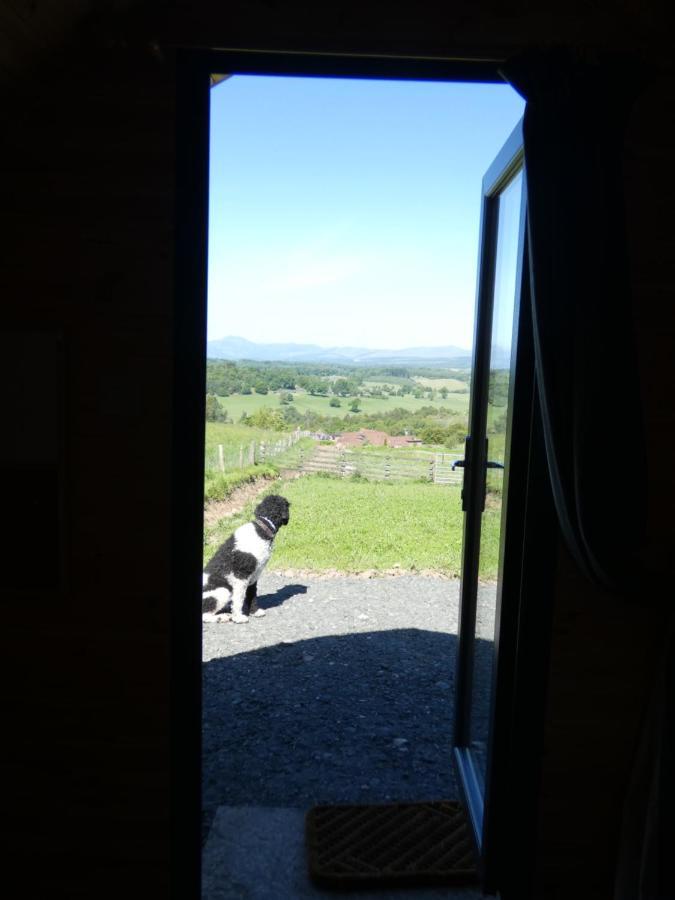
[202, 574, 495, 844]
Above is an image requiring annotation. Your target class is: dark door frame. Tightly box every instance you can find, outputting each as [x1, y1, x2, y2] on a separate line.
[173, 49, 557, 899]
[452, 121, 558, 895]
[453, 121, 528, 865]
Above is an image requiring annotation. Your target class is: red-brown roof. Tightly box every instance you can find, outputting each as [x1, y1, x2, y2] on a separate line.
[335, 429, 418, 449]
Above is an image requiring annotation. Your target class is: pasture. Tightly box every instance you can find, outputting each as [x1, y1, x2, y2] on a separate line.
[361, 377, 414, 389]
[412, 376, 468, 392]
[216, 388, 469, 420]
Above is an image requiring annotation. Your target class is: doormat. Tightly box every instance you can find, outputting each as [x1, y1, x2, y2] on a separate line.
[305, 800, 477, 889]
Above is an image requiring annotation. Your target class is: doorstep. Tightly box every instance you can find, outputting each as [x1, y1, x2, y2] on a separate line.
[202, 806, 484, 899]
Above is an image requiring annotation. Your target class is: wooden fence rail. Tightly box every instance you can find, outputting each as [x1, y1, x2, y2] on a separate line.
[300, 446, 463, 485]
[206, 434, 464, 485]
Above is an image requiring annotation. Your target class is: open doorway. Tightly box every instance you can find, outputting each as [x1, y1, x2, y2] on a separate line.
[186, 57, 532, 896]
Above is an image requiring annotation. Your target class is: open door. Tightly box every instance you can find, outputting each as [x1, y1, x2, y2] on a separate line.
[453, 119, 530, 891]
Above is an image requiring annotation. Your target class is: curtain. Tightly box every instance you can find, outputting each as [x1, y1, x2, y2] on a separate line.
[613, 616, 674, 900]
[500, 47, 649, 597]
[501, 49, 670, 899]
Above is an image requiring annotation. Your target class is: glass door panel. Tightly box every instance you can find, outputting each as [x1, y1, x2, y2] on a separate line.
[453, 119, 529, 893]
[469, 170, 524, 788]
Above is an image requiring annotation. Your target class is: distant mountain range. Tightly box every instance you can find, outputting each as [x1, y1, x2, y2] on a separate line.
[206, 336, 473, 366]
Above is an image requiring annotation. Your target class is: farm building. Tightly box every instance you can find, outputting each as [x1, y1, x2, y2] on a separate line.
[336, 429, 422, 449]
[2, 3, 674, 899]
[335, 428, 390, 448]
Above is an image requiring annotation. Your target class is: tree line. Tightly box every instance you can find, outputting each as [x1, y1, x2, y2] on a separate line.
[206, 359, 470, 400]
[206, 397, 468, 451]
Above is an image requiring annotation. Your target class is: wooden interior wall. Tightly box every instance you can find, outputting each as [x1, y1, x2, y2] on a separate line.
[1, 2, 673, 897]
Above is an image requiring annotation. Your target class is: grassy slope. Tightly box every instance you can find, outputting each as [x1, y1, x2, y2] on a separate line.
[204, 423, 316, 499]
[203, 463, 279, 503]
[204, 474, 500, 579]
[205, 421, 291, 455]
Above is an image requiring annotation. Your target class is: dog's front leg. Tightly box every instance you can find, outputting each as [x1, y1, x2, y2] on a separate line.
[230, 578, 249, 624]
[245, 582, 266, 618]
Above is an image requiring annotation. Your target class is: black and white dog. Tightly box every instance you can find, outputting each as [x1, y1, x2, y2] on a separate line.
[202, 494, 290, 624]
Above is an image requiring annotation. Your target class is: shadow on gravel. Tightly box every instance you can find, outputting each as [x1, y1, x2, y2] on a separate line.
[202, 628, 492, 842]
[256, 582, 308, 610]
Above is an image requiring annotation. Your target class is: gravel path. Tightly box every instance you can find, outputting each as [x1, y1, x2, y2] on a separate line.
[202, 574, 496, 844]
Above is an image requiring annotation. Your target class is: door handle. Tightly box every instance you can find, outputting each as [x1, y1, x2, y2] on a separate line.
[452, 459, 503, 470]
[454, 444, 503, 513]
[457, 436, 472, 511]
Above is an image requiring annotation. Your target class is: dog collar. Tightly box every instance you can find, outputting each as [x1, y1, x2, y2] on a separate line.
[256, 516, 277, 538]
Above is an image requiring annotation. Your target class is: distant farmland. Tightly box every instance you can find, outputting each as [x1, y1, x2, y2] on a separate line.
[216, 388, 469, 421]
[412, 376, 468, 392]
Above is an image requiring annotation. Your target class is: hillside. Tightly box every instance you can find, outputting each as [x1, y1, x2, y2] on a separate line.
[207, 335, 472, 366]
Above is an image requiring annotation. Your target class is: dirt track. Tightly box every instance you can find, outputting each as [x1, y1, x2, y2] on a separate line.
[203, 471, 303, 528]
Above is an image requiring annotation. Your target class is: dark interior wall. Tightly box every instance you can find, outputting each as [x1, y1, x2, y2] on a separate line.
[1, 2, 673, 898]
[1, 39, 176, 898]
[535, 549, 670, 899]
[532, 72, 675, 898]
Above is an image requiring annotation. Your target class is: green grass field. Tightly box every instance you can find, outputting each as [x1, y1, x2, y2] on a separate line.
[204, 422, 313, 500]
[362, 378, 411, 389]
[217, 389, 469, 420]
[204, 474, 500, 579]
[205, 421, 291, 456]
[205, 420, 302, 470]
[412, 376, 468, 392]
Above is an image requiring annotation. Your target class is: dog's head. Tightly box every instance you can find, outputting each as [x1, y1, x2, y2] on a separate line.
[255, 494, 290, 531]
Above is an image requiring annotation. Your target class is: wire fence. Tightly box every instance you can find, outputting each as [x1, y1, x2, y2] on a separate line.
[205, 429, 311, 473]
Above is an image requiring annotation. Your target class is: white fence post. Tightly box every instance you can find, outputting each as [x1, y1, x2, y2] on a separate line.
[239, 445, 244, 468]
[218, 444, 225, 472]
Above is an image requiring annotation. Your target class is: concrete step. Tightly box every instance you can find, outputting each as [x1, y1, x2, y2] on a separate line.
[202, 805, 483, 900]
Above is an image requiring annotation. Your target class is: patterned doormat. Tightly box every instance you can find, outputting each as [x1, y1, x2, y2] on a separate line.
[306, 800, 478, 889]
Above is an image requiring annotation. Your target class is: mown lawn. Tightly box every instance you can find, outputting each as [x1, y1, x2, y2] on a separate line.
[204, 474, 500, 579]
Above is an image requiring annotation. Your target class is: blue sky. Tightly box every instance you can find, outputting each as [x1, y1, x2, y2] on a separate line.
[208, 75, 524, 350]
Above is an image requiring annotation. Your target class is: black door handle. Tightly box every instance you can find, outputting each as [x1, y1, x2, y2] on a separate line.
[452, 459, 503, 471]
